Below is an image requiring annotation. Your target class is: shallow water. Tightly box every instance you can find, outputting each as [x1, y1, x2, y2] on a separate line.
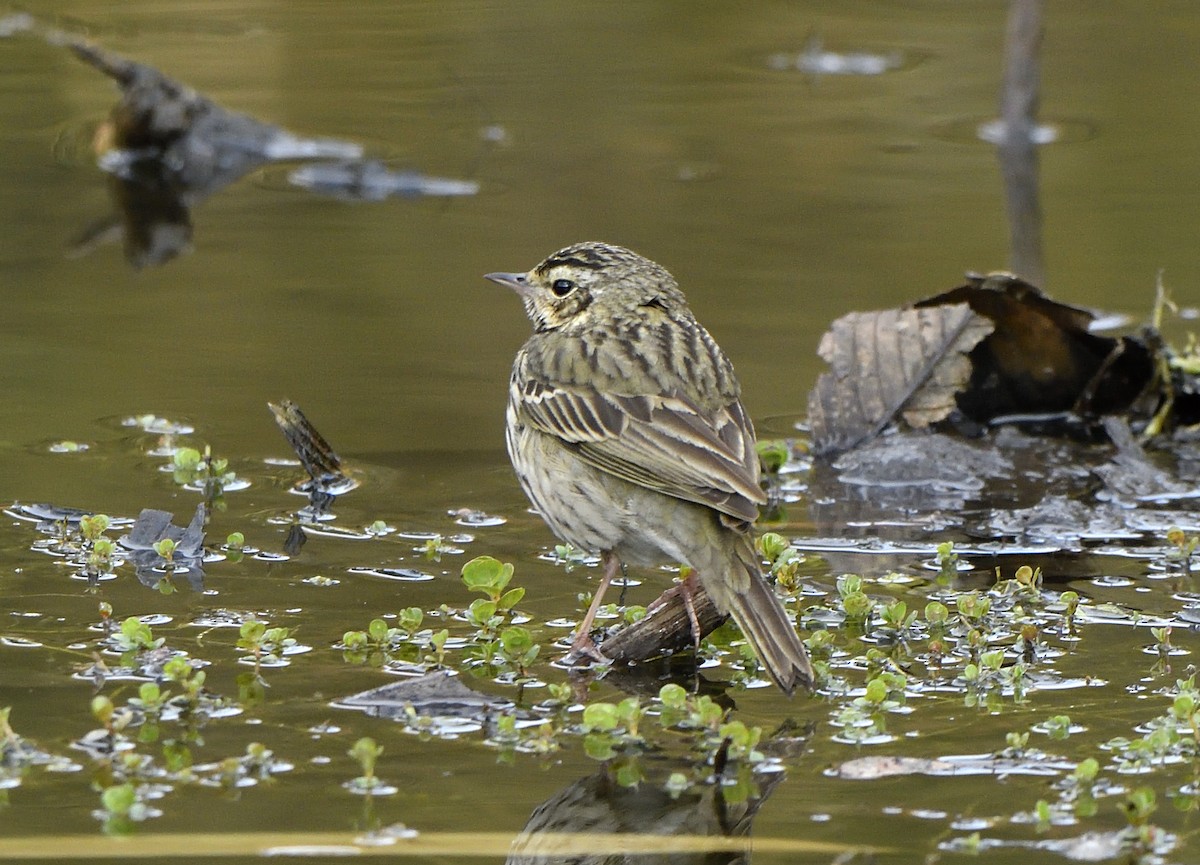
[2, 2, 1200, 863]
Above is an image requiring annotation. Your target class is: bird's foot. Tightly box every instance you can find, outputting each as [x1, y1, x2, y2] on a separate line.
[565, 633, 610, 667]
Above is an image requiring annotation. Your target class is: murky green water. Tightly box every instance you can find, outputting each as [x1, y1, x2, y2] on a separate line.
[3, 2, 1200, 863]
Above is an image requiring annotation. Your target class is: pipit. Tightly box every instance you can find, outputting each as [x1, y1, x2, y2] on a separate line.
[485, 242, 813, 694]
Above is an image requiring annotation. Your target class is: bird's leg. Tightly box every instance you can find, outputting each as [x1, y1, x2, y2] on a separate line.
[679, 571, 703, 656]
[567, 550, 622, 664]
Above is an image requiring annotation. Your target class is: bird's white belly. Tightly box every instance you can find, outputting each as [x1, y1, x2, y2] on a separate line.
[506, 417, 678, 566]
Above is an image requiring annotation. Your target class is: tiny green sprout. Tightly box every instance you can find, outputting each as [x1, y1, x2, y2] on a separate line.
[87, 537, 117, 576]
[238, 620, 267, 650]
[365, 520, 391, 537]
[1042, 715, 1073, 740]
[924, 601, 949, 626]
[664, 771, 690, 799]
[1165, 526, 1200, 564]
[717, 720, 762, 760]
[225, 531, 245, 551]
[757, 533, 803, 589]
[367, 618, 390, 644]
[1172, 692, 1196, 722]
[582, 702, 620, 733]
[881, 599, 916, 633]
[553, 543, 589, 572]
[80, 513, 111, 543]
[1072, 757, 1099, 783]
[836, 574, 862, 596]
[497, 626, 540, 676]
[131, 681, 168, 715]
[421, 534, 449, 560]
[957, 591, 991, 622]
[462, 556, 518, 603]
[980, 650, 1005, 672]
[397, 606, 424, 635]
[863, 677, 889, 706]
[153, 537, 177, 562]
[1034, 799, 1052, 831]
[1014, 565, 1041, 590]
[91, 694, 115, 728]
[100, 782, 137, 817]
[623, 605, 647, 624]
[935, 541, 958, 580]
[113, 616, 164, 653]
[1059, 590, 1080, 635]
[1122, 787, 1157, 827]
[1005, 731, 1029, 753]
[428, 629, 449, 667]
[659, 683, 688, 710]
[1152, 626, 1172, 652]
[171, 446, 203, 478]
[758, 532, 790, 563]
[841, 589, 873, 623]
[466, 598, 500, 635]
[755, 439, 789, 474]
[348, 737, 383, 787]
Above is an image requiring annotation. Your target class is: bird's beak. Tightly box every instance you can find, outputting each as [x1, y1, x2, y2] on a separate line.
[484, 271, 532, 298]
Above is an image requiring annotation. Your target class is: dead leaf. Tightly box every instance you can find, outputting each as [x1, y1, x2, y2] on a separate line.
[808, 272, 1160, 455]
[916, 272, 1156, 420]
[835, 755, 956, 779]
[808, 303, 993, 454]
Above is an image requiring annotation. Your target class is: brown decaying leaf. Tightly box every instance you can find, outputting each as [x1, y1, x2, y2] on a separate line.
[917, 272, 1155, 420]
[807, 303, 994, 454]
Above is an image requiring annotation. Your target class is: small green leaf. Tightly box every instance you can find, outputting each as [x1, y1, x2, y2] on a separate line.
[582, 702, 620, 732]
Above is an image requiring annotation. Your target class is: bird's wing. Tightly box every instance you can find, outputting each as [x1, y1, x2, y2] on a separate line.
[513, 376, 765, 522]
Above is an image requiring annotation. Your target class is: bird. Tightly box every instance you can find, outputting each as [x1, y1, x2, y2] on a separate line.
[484, 242, 813, 695]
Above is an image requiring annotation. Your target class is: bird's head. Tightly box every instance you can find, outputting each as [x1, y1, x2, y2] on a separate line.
[485, 242, 686, 333]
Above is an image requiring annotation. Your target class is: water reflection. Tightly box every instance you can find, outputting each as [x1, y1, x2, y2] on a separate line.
[62, 38, 361, 268]
[507, 765, 785, 865]
[6, 18, 480, 268]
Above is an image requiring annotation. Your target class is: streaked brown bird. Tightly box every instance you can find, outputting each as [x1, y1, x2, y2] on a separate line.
[485, 242, 813, 694]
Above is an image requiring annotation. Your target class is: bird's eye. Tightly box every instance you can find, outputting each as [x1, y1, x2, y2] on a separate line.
[551, 278, 576, 297]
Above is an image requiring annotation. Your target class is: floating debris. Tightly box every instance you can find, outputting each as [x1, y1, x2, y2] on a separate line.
[769, 35, 905, 76]
[269, 401, 358, 497]
[287, 160, 478, 201]
[117, 504, 207, 589]
[336, 670, 513, 734]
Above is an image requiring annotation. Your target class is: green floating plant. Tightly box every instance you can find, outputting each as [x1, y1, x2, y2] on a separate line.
[461, 556, 525, 639]
[757, 532, 804, 593]
[237, 620, 297, 671]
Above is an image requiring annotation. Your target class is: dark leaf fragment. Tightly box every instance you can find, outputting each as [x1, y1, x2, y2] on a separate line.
[917, 272, 1157, 421]
[117, 504, 207, 589]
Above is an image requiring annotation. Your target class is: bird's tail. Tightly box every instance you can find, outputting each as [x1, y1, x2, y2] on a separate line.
[707, 544, 813, 696]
